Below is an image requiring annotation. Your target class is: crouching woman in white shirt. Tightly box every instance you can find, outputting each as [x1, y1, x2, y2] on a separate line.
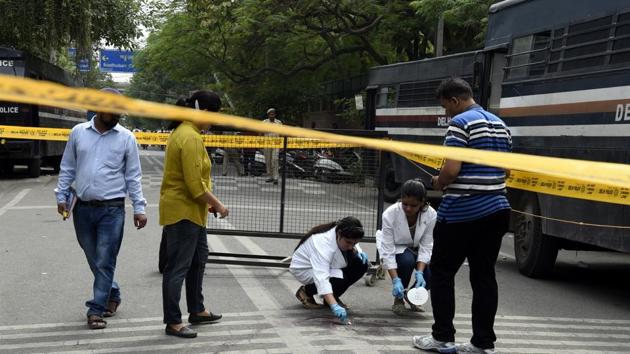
[290, 216, 369, 323]
[377, 179, 437, 315]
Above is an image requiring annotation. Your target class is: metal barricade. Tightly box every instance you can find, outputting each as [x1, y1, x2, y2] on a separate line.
[206, 129, 386, 268]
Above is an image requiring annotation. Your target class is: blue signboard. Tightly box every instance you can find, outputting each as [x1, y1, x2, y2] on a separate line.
[99, 49, 135, 73]
[68, 48, 90, 72]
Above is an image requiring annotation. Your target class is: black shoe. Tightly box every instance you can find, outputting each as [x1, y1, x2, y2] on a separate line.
[165, 325, 197, 338]
[265, 178, 274, 182]
[188, 312, 222, 324]
[273, 179, 278, 185]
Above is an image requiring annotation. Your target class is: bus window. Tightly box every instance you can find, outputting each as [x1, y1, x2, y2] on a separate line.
[506, 31, 550, 79]
[612, 11, 630, 64]
[561, 16, 612, 71]
[376, 86, 397, 109]
[397, 80, 442, 108]
[488, 53, 506, 111]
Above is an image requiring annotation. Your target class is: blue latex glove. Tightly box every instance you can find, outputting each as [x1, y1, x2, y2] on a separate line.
[357, 251, 369, 265]
[415, 270, 426, 288]
[330, 303, 348, 322]
[392, 277, 404, 299]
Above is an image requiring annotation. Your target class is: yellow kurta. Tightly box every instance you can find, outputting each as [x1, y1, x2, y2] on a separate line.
[159, 121, 211, 227]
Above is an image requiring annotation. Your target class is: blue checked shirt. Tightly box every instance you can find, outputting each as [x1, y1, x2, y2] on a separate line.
[55, 118, 147, 214]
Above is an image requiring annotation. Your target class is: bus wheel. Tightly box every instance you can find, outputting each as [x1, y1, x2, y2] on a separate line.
[383, 165, 400, 203]
[28, 158, 41, 178]
[513, 192, 558, 278]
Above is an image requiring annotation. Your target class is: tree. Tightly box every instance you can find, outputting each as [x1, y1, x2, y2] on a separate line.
[0, 0, 146, 63]
[410, 0, 497, 53]
[130, 0, 494, 121]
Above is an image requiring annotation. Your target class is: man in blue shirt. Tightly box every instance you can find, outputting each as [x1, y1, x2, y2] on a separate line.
[413, 78, 511, 354]
[55, 88, 147, 330]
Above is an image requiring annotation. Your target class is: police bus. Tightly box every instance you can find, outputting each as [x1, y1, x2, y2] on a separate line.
[0, 47, 85, 177]
[366, 0, 630, 277]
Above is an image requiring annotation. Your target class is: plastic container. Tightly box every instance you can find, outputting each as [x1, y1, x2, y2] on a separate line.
[406, 287, 429, 306]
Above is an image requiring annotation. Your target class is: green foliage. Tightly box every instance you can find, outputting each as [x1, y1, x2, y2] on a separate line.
[0, 0, 145, 62]
[410, 0, 496, 52]
[130, 0, 495, 124]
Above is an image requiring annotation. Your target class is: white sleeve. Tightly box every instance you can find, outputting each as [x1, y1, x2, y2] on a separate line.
[311, 246, 334, 295]
[416, 212, 436, 264]
[380, 211, 398, 270]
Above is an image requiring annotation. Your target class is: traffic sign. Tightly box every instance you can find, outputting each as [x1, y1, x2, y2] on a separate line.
[68, 48, 90, 72]
[99, 49, 135, 73]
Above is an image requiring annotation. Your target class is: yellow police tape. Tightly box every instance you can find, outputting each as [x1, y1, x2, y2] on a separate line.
[400, 152, 630, 205]
[1, 75, 630, 206]
[0, 125, 356, 149]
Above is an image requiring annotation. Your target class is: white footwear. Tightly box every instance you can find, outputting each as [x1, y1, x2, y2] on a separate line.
[412, 334, 456, 353]
[455, 342, 497, 354]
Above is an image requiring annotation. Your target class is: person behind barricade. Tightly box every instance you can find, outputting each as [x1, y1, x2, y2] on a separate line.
[376, 179, 436, 315]
[290, 216, 369, 324]
[262, 107, 282, 184]
[221, 131, 244, 176]
[54, 87, 147, 330]
[413, 78, 512, 354]
[160, 90, 229, 338]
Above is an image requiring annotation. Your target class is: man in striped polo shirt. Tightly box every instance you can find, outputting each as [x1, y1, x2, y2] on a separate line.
[413, 78, 511, 354]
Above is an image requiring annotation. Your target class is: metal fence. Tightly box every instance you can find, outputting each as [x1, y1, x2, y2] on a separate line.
[205, 129, 385, 267]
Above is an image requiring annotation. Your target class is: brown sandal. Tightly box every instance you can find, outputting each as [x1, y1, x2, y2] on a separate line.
[87, 315, 107, 330]
[295, 286, 323, 309]
[103, 300, 120, 318]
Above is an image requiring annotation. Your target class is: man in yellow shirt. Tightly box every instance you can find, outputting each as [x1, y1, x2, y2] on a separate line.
[159, 90, 229, 338]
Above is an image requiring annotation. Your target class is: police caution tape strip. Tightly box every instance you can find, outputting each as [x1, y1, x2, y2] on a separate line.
[400, 152, 630, 206]
[1, 75, 630, 205]
[0, 125, 357, 149]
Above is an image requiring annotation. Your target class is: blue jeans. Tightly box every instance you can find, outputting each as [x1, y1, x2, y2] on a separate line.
[396, 248, 432, 290]
[73, 203, 125, 317]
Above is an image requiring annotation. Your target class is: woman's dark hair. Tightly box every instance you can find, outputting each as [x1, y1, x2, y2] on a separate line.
[295, 216, 364, 250]
[168, 91, 221, 130]
[400, 179, 429, 212]
[186, 90, 221, 112]
[400, 179, 427, 201]
[435, 77, 473, 100]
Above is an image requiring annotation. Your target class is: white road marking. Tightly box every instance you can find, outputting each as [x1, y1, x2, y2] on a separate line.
[0, 188, 30, 217]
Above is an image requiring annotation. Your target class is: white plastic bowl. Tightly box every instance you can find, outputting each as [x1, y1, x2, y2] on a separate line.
[406, 287, 429, 306]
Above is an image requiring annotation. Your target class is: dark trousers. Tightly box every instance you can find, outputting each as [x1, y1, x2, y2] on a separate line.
[158, 229, 167, 273]
[396, 248, 432, 290]
[430, 209, 510, 349]
[162, 220, 209, 324]
[304, 254, 368, 298]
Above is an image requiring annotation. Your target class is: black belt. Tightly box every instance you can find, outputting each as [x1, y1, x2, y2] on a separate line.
[77, 197, 125, 207]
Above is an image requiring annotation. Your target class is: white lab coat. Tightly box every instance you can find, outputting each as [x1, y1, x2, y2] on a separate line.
[376, 202, 437, 270]
[289, 227, 363, 296]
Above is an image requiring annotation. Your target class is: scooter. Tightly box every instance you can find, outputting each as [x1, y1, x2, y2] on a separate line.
[284, 151, 307, 178]
[312, 149, 362, 183]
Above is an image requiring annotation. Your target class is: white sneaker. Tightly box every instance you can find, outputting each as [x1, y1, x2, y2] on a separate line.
[455, 342, 497, 354]
[412, 334, 456, 353]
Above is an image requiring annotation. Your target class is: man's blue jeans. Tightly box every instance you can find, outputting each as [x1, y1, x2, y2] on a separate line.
[73, 203, 125, 317]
